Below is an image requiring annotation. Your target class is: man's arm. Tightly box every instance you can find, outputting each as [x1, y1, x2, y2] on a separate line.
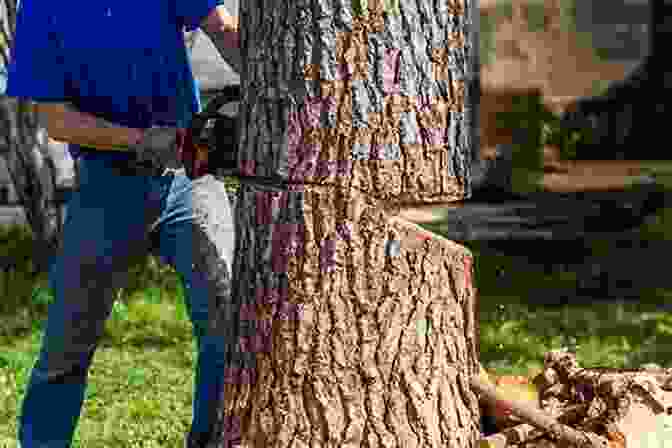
[36, 102, 143, 151]
[35, 5, 241, 152]
[201, 5, 242, 74]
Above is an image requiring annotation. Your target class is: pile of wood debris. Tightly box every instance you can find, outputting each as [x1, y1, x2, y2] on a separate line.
[472, 350, 672, 448]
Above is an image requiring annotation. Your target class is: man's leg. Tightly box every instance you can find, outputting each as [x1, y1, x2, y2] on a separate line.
[18, 155, 163, 447]
[151, 172, 236, 447]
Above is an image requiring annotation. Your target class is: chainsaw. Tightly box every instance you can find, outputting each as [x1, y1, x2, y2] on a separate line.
[188, 83, 240, 177]
[83, 83, 241, 178]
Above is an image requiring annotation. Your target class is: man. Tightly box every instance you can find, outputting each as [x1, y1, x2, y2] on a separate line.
[5, 0, 242, 446]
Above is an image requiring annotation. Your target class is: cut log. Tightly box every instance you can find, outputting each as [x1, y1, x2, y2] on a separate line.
[207, 182, 481, 447]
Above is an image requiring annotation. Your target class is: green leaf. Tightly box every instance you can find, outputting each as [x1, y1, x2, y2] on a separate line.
[385, 0, 400, 16]
[525, 1, 547, 33]
[511, 166, 544, 195]
[353, 0, 368, 16]
[30, 285, 53, 307]
[111, 301, 129, 322]
[558, 0, 579, 33]
[657, 321, 672, 336]
[494, 2, 513, 19]
[127, 367, 147, 388]
[144, 286, 163, 304]
[416, 318, 433, 338]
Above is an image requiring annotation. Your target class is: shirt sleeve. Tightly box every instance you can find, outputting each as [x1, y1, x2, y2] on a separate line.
[5, 2, 71, 102]
[175, 0, 228, 32]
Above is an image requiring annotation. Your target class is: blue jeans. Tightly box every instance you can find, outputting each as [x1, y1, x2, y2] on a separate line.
[18, 152, 236, 447]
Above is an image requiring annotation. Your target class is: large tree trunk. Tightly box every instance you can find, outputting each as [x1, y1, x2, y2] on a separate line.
[232, 0, 474, 201]
[207, 0, 480, 447]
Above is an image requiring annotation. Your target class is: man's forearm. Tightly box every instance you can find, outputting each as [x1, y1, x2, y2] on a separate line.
[202, 6, 242, 74]
[36, 102, 143, 151]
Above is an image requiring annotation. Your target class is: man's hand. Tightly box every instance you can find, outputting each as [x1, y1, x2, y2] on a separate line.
[132, 126, 211, 179]
[180, 126, 210, 179]
[201, 5, 241, 74]
[132, 126, 186, 175]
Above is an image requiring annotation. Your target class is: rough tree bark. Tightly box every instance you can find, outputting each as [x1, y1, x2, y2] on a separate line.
[207, 0, 480, 447]
[0, 0, 65, 275]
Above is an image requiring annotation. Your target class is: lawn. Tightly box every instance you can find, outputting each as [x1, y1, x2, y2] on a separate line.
[2, 184, 672, 446]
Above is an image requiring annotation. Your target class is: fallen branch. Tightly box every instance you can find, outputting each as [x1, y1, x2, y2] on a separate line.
[479, 403, 588, 448]
[470, 375, 609, 448]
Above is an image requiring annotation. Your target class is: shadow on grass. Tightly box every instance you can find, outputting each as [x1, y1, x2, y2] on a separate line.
[465, 235, 672, 375]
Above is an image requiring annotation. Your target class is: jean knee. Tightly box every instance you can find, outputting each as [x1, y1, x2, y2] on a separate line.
[189, 304, 210, 343]
[31, 347, 94, 385]
[200, 334, 228, 365]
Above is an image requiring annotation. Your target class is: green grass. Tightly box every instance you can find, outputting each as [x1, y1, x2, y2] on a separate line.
[524, 0, 548, 34]
[0, 253, 195, 447]
[0, 334, 195, 448]
[470, 239, 672, 377]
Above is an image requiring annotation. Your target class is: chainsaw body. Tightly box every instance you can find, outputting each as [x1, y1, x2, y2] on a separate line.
[190, 84, 240, 177]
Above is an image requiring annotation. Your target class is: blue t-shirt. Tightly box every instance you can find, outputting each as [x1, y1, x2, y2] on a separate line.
[6, 0, 224, 158]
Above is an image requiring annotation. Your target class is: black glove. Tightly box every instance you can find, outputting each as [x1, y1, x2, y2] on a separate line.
[131, 126, 185, 174]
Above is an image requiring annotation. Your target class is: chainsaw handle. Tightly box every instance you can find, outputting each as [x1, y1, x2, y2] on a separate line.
[199, 84, 241, 119]
[191, 84, 240, 146]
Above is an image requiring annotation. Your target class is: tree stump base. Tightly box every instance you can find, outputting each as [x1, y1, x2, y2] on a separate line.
[209, 181, 481, 447]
